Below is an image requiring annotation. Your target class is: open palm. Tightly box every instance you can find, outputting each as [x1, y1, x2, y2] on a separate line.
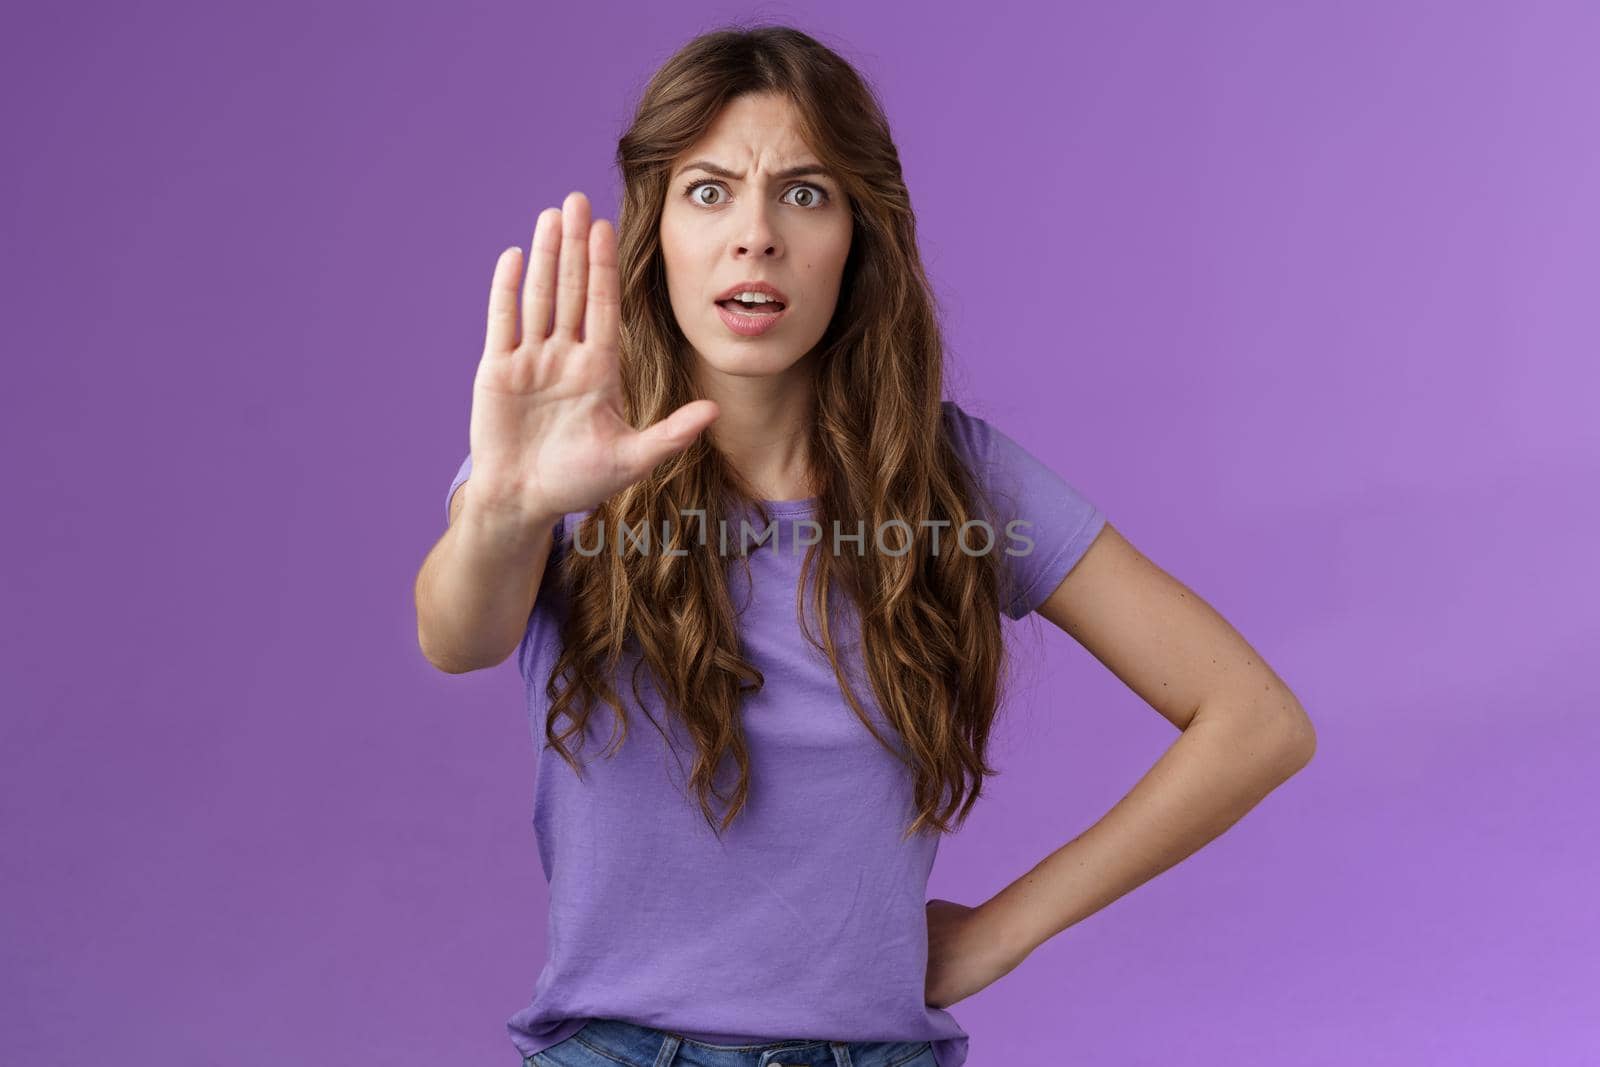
[466, 191, 718, 524]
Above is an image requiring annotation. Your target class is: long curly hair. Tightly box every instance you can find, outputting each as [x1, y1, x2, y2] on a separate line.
[542, 24, 1016, 841]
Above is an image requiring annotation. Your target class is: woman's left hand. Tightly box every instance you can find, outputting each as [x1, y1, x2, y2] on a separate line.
[923, 897, 1032, 1009]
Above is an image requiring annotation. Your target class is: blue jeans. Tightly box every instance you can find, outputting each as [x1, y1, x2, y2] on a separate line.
[522, 1017, 938, 1067]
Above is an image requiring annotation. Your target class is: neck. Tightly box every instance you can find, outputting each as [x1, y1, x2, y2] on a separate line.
[691, 356, 817, 501]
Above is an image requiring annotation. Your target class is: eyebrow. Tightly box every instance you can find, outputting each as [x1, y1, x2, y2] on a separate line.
[676, 159, 836, 183]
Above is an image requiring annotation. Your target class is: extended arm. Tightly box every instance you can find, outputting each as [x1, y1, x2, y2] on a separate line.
[414, 481, 558, 674]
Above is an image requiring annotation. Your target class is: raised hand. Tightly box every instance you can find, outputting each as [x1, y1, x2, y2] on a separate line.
[465, 191, 719, 526]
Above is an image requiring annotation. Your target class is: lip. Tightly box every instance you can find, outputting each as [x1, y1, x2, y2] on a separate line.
[716, 300, 788, 337]
[713, 280, 789, 304]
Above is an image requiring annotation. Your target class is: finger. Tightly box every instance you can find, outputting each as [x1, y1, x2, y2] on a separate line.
[483, 246, 522, 355]
[522, 208, 561, 345]
[583, 218, 619, 346]
[616, 400, 720, 478]
[552, 191, 591, 338]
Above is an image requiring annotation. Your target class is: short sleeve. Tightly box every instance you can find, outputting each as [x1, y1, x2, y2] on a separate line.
[942, 400, 1108, 620]
[445, 453, 472, 526]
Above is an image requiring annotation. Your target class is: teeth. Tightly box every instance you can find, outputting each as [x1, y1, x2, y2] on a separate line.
[729, 291, 779, 304]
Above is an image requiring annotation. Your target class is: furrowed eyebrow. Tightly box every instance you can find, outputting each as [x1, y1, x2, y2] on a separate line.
[677, 160, 835, 183]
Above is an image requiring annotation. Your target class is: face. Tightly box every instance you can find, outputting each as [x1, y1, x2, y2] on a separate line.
[659, 92, 853, 382]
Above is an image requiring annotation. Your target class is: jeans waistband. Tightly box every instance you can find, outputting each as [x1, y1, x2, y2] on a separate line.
[569, 1016, 930, 1067]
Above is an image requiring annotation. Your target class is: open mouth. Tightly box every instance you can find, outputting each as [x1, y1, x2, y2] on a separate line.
[716, 298, 787, 315]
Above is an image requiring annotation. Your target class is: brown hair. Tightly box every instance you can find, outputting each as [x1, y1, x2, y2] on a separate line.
[543, 24, 1015, 840]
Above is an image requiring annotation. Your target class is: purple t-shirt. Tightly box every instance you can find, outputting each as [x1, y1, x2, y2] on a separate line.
[443, 399, 1106, 1066]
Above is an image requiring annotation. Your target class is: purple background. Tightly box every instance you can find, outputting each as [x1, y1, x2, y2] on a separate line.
[4, 2, 1596, 1064]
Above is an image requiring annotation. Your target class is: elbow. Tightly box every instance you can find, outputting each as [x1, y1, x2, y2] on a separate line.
[417, 628, 485, 675]
[417, 625, 516, 675]
[1250, 684, 1316, 773]
[1204, 694, 1316, 776]
[421, 648, 498, 675]
[419, 638, 467, 675]
[1272, 704, 1317, 775]
[424, 652, 478, 675]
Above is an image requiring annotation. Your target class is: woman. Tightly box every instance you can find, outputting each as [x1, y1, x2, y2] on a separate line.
[414, 25, 1316, 1067]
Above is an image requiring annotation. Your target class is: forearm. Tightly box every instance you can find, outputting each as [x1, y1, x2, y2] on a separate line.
[415, 498, 560, 673]
[980, 704, 1315, 957]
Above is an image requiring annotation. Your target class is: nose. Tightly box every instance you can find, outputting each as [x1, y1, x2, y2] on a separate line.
[733, 198, 781, 258]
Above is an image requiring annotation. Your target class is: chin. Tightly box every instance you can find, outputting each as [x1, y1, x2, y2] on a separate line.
[693, 343, 812, 378]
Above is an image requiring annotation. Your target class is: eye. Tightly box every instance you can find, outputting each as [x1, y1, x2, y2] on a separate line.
[684, 179, 726, 206]
[783, 182, 830, 208]
[680, 179, 832, 209]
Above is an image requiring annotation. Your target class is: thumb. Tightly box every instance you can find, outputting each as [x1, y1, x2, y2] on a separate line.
[616, 400, 720, 479]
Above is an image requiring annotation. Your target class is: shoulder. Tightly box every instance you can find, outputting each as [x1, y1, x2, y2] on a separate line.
[938, 397, 1048, 492]
[938, 397, 1108, 620]
[939, 397, 989, 445]
[939, 398, 1003, 472]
